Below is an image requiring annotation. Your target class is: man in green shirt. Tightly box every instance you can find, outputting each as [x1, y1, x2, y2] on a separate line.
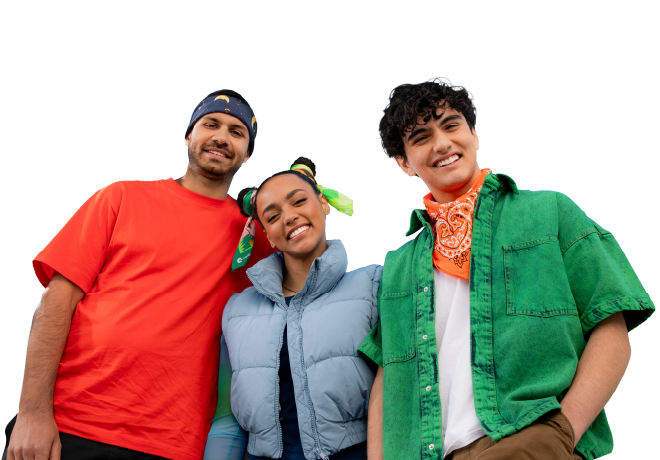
[359, 79, 654, 460]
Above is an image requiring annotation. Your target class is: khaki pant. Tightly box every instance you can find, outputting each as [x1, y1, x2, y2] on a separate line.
[447, 410, 584, 460]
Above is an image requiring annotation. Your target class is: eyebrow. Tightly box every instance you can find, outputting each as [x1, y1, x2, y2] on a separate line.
[260, 189, 306, 215]
[407, 126, 429, 142]
[406, 114, 463, 142]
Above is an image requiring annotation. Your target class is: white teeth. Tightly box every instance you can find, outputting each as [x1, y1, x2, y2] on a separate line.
[208, 150, 226, 157]
[436, 154, 459, 167]
[289, 226, 309, 239]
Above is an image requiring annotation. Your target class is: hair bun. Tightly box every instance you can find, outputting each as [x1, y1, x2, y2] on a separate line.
[291, 157, 316, 177]
[236, 187, 256, 217]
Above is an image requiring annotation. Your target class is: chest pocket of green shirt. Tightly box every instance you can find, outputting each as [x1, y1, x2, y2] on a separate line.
[504, 236, 577, 317]
[379, 292, 416, 364]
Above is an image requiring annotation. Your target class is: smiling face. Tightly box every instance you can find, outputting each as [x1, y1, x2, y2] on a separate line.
[397, 106, 481, 203]
[256, 173, 330, 260]
[185, 112, 250, 181]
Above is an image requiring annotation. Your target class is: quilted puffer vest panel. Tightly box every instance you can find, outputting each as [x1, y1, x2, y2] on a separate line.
[222, 240, 381, 460]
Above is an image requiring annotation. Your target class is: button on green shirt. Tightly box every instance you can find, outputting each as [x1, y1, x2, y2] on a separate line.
[358, 173, 654, 460]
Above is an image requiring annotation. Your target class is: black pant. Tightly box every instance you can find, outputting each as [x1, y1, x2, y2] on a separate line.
[3, 416, 169, 460]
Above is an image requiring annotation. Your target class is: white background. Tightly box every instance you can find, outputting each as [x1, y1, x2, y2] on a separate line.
[1, 1, 658, 458]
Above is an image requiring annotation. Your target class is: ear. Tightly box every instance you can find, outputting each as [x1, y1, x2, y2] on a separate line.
[242, 152, 250, 164]
[320, 194, 331, 215]
[395, 156, 417, 177]
[263, 228, 276, 248]
[185, 136, 190, 148]
[472, 128, 479, 151]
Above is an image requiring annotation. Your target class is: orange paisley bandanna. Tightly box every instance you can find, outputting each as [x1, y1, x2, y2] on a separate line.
[423, 169, 491, 279]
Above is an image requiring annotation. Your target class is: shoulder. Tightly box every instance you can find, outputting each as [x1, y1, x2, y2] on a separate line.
[518, 189, 590, 220]
[505, 189, 562, 205]
[233, 285, 264, 305]
[334, 265, 383, 303]
[505, 189, 583, 209]
[383, 234, 423, 269]
[224, 286, 270, 318]
[343, 264, 383, 285]
[502, 189, 595, 246]
[95, 180, 167, 206]
[100, 179, 164, 193]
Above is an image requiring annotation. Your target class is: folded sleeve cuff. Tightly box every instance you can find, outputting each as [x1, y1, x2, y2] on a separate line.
[358, 340, 383, 368]
[581, 296, 655, 334]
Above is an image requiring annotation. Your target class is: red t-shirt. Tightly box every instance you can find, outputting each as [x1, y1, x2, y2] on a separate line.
[33, 179, 272, 460]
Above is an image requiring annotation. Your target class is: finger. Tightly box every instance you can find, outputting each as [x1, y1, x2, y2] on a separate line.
[50, 433, 62, 460]
[33, 439, 56, 460]
[49, 435, 62, 460]
[5, 443, 22, 460]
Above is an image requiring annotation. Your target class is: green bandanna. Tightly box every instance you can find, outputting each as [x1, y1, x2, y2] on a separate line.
[291, 164, 354, 216]
[242, 189, 255, 216]
[232, 189, 256, 271]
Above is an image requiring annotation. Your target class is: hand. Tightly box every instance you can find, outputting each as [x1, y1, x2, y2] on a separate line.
[6, 412, 62, 460]
[560, 312, 630, 446]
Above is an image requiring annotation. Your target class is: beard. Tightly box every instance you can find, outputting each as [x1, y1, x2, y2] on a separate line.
[187, 140, 245, 182]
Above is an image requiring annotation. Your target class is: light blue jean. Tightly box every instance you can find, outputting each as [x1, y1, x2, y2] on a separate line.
[203, 335, 248, 460]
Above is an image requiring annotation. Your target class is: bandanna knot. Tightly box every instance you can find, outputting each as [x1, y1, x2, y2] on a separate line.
[291, 164, 354, 216]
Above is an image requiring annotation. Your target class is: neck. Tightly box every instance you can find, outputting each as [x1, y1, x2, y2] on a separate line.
[281, 240, 329, 294]
[175, 167, 232, 200]
[431, 166, 482, 204]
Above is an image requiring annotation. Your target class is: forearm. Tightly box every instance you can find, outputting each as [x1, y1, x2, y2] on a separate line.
[18, 273, 82, 415]
[367, 366, 384, 460]
[561, 312, 630, 445]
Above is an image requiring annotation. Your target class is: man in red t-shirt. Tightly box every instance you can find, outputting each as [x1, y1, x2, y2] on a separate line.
[4, 90, 273, 460]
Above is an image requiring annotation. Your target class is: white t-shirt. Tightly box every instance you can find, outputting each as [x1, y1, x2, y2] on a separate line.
[434, 268, 486, 457]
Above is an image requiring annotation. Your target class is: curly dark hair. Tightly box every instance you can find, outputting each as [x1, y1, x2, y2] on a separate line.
[379, 78, 476, 160]
[236, 157, 321, 226]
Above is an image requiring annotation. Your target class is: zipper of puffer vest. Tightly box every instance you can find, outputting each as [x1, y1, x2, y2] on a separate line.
[293, 272, 329, 460]
[247, 264, 329, 458]
[275, 316, 286, 458]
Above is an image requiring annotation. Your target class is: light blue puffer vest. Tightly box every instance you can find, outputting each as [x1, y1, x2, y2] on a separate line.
[222, 240, 381, 460]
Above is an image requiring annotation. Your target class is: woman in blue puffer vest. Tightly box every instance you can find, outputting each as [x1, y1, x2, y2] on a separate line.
[204, 157, 381, 460]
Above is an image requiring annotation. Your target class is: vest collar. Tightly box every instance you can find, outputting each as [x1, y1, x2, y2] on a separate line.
[246, 239, 348, 304]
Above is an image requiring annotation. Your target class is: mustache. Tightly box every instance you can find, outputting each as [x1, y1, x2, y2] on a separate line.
[201, 140, 233, 156]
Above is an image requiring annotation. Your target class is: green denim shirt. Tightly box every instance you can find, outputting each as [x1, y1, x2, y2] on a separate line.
[358, 173, 654, 460]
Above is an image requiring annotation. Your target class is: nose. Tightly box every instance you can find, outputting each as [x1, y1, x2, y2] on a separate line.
[432, 127, 451, 154]
[212, 126, 230, 144]
[282, 206, 299, 226]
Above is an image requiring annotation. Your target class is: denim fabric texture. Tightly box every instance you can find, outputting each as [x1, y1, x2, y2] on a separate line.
[358, 173, 654, 460]
[223, 240, 382, 460]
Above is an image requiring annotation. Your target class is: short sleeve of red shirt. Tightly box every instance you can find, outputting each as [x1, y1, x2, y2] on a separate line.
[34, 185, 119, 292]
[33, 179, 273, 460]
